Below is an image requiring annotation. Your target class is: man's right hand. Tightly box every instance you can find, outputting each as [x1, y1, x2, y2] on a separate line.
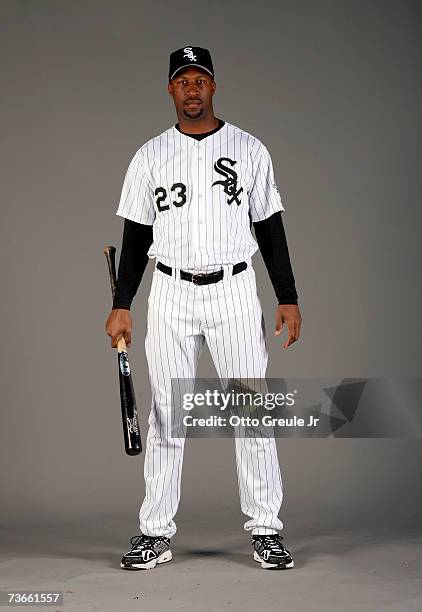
[105, 309, 132, 348]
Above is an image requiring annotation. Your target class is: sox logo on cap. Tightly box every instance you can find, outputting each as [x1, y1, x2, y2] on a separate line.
[183, 47, 197, 61]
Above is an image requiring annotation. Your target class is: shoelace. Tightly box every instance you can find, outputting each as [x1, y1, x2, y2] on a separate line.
[130, 534, 167, 550]
[256, 534, 286, 553]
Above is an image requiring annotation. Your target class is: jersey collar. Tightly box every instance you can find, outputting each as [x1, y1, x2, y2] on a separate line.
[172, 118, 226, 142]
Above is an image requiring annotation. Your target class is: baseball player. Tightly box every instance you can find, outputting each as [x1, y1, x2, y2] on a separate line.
[105, 46, 302, 570]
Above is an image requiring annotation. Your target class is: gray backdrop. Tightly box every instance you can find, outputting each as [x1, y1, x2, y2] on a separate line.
[1, 0, 421, 535]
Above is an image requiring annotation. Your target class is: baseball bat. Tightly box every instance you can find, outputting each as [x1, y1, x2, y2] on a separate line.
[104, 245, 142, 456]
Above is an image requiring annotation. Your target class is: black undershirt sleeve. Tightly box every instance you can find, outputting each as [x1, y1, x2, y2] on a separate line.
[112, 218, 154, 310]
[253, 212, 298, 305]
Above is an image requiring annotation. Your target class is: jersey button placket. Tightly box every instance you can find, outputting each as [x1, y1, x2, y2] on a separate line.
[197, 142, 206, 257]
[189, 141, 199, 266]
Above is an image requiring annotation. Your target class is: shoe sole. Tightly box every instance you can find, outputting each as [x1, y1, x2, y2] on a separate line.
[121, 549, 172, 570]
[253, 550, 294, 569]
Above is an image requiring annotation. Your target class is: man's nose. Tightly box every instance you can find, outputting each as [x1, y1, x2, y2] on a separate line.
[186, 84, 200, 96]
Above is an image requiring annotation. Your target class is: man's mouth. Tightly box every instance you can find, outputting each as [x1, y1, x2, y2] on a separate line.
[185, 100, 202, 106]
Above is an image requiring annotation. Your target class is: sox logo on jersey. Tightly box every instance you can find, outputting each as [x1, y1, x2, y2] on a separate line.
[212, 157, 243, 205]
[115, 120, 286, 539]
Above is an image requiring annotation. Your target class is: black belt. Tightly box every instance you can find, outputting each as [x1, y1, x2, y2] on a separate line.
[156, 261, 248, 285]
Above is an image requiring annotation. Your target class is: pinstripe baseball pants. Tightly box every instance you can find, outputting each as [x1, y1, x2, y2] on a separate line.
[138, 262, 284, 538]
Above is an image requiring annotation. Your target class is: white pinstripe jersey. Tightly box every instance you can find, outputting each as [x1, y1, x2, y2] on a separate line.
[115, 120, 285, 271]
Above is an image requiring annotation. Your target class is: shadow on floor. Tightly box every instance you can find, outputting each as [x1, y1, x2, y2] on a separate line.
[1, 509, 421, 571]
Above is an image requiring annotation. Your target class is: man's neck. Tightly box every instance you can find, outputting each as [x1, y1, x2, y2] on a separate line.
[176, 114, 219, 134]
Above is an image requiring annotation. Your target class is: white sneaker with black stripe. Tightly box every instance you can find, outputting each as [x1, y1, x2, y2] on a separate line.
[251, 533, 294, 569]
[120, 534, 172, 570]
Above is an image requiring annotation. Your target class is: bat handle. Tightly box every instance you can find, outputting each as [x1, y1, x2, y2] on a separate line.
[117, 335, 127, 352]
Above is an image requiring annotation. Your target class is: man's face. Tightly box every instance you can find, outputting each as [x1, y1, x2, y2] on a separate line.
[168, 67, 216, 120]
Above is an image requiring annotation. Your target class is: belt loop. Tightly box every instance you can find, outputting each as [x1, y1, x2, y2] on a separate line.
[222, 264, 232, 278]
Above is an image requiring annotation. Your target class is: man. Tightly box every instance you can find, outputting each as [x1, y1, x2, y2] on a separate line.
[105, 46, 302, 570]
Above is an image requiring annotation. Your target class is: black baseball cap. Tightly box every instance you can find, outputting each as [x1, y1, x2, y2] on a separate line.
[169, 46, 214, 82]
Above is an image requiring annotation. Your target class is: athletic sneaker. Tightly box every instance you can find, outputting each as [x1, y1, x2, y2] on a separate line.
[120, 534, 172, 570]
[251, 534, 294, 569]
